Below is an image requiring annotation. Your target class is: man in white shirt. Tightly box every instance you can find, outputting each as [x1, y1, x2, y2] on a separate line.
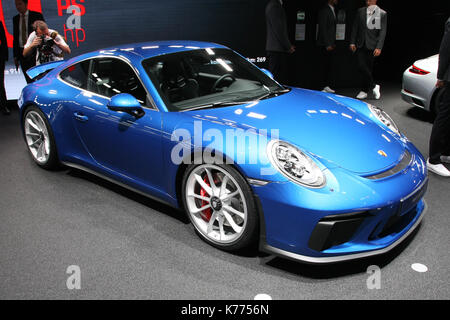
[23, 21, 71, 66]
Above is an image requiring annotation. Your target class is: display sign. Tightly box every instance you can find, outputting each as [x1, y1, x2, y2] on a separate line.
[336, 10, 346, 40]
[295, 10, 306, 41]
[4, 66, 27, 100]
[295, 24, 306, 41]
[297, 11, 305, 22]
[336, 24, 346, 40]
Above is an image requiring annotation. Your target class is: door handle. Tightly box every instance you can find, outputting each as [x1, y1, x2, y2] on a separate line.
[74, 112, 88, 122]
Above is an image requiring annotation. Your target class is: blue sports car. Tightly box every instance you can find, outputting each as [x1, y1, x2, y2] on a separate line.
[19, 41, 428, 264]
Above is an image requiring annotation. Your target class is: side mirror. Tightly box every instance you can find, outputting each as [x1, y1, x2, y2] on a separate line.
[107, 93, 145, 118]
[261, 68, 274, 79]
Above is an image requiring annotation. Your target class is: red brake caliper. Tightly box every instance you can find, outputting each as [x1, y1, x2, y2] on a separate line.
[200, 176, 212, 222]
[199, 174, 222, 223]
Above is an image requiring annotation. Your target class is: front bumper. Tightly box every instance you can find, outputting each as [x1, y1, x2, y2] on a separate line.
[261, 196, 426, 265]
[253, 145, 428, 264]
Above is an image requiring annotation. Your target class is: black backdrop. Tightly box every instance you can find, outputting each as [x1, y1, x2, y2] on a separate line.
[1, 0, 449, 95]
[284, 0, 450, 88]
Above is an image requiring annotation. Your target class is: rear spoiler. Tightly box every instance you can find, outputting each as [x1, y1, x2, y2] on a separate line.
[26, 60, 66, 82]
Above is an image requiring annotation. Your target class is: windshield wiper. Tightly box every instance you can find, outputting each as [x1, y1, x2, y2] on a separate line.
[181, 87, 291, 112]
[256, 87, 291, 101]
[181, 100, 254, 112]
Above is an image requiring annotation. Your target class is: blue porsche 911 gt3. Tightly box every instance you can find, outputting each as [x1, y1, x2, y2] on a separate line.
[19, 41, 427, 264]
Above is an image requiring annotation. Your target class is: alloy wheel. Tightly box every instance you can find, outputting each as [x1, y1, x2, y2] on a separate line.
[24, 111, 51, 164]
[185, 164, 248, 245]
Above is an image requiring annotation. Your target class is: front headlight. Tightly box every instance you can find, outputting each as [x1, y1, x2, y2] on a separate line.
[368, 104, 399, 134]
[267, 140, 326, 188]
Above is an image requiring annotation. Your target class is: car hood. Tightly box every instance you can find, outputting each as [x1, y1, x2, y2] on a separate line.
[184, 88, 406, 175]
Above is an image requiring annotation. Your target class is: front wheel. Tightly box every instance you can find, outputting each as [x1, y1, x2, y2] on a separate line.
[23, 106, 59, 169]
[182, 164, 259, 252]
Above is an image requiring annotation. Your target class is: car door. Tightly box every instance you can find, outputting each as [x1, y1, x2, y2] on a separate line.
[66, 57, 164, 193]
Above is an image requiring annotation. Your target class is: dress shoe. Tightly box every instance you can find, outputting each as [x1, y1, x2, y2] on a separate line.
[356, 91, 368, 99]
[322, 86, 336, 93]
[427, 159, 450, 177]
[373, 84, 381, 100]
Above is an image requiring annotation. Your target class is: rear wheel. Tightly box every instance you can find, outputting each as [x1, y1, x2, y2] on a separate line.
[23, 106, 59, 169]
[182, 164, 259, 252]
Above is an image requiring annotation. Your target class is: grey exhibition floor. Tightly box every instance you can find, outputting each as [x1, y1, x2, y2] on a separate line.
[0, 83, 449, 300]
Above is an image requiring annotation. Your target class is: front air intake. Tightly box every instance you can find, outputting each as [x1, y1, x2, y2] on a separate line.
[308, 212, 371, 252]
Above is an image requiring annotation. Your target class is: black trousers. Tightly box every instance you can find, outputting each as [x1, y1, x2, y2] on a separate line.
[17, 50, 35, 83]
[267, 51, 289, 84]
[429, 83, 450, 164]
[317, 46, 335, 89]
[356, 48, 376, 92]
[0, 59, 6, 109]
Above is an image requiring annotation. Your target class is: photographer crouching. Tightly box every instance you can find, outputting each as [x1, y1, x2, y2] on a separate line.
[23, 21, 71, 66]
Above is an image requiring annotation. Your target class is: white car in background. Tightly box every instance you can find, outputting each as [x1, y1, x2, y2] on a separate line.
[401, 54, 444, 115]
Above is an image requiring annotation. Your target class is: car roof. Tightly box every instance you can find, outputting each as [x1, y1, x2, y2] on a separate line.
[93, 40, 229, 61]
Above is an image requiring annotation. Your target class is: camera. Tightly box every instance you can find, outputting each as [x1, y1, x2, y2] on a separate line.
[38, 32, 58, 64]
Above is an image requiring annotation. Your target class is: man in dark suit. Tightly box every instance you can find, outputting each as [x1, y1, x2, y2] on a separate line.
[350, 0, 387, 100]
[427, 17, 450, 177]
[265, 0, 295, 84]
[13, 0, 45, 83]
[317, 0, 338, 93]
[1, 21, 9, 115]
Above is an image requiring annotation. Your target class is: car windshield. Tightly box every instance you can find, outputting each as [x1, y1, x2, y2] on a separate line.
[142, 48, 287, 111]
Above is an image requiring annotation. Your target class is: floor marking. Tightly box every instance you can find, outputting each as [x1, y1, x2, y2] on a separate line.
[254, 294, 273, 300]
[411, 263, 428, 273]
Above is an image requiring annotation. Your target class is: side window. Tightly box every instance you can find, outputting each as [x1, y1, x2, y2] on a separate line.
[88, 58, 148, 105]
[60, 60, 91, 89]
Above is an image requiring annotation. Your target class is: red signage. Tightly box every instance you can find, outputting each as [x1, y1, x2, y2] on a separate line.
[0, 0, 43, 48]
[0, 0, 86, 48]
[57, 0, 85, 16]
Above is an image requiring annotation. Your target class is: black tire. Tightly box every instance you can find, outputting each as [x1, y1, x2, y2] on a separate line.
[22, 106, 60, 170]
[181, 163, 259, 252]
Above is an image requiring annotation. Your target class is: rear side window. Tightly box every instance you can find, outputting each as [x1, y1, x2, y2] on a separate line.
[88, 58, 148, 105]
[60, 60, 91, 89]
